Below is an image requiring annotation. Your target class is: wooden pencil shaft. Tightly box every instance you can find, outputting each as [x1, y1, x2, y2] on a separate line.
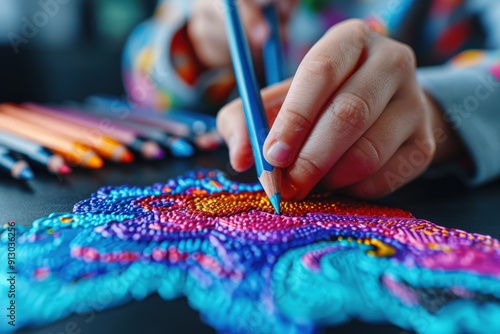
[259, 168, 282, 198]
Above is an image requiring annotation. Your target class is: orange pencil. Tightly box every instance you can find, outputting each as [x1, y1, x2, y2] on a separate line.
[2, 104, 134, 163]
[23, 103, 164, 160]
[0, 112, 103, 169]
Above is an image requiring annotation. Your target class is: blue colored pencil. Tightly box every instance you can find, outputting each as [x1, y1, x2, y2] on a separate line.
[262, 4, 286, 86]
[222, 0, 282, 214]
[0, 145, 33, 180]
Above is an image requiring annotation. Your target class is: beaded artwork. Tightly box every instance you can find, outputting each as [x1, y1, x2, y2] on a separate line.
[1, 170, 500, 333]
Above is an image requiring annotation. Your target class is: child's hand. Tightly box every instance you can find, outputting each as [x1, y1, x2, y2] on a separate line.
[188, 0, 297, 68]
[217, 19, 463, 200]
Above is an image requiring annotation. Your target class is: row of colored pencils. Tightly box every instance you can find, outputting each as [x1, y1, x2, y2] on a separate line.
[0, 98, 219, 180]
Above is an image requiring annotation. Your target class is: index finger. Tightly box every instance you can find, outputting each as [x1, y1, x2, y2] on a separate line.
[263, 19, 373, 167]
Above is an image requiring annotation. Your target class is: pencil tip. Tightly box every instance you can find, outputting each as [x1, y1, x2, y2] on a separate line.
[19, 167, 34, 180]
[58, 164, 72, 175]
[49, 155, 71, 174]
[121, 150, 135, 163]
[142, 142, 164, 160]
[170, 138, 195, 157]
[12, 161, 33, 180]
[86, 155, 104, 169]
[269, 193, 281, 215]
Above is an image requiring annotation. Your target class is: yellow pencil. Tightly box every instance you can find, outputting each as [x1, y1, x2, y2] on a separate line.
[2, 104, 134, 163]
[0, 112, 103, 169]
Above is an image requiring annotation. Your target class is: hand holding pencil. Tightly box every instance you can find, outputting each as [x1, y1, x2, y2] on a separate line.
[217, 18, 463, 200]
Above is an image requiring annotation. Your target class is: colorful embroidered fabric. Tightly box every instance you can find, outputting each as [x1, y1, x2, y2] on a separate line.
[1, 170, 499, 333]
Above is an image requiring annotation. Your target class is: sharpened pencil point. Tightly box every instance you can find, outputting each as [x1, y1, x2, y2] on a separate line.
[86, 155, 104, 169]
[170, 138, 195, 157]
[269, 193, 281, 214]
[121, 150, 135, 163]
[58, 164, 72, 175]
[19, 167, 34, 180]
[142, 141, 164, 160]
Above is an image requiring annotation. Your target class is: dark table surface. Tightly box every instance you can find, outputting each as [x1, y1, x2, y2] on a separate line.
[2, 149, 500, 334]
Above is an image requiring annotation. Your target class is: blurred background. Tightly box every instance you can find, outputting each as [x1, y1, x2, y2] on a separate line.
[0, 0, 157, 103]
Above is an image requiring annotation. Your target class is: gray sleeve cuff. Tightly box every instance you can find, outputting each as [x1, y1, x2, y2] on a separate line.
[417, 65, 500, 186]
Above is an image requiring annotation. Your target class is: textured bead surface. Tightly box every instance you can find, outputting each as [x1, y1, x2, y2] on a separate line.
[1, 169, 499, 333]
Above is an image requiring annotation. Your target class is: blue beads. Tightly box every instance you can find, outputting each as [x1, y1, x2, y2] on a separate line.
[0, 169, 499, 334]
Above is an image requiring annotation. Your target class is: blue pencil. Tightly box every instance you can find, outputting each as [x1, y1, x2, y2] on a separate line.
[0, 145, 33, 180]
[262, 4, 286, 86]
[222, 0, 282, 214]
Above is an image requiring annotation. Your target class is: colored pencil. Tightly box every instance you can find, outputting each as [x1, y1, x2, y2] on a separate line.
[86, 96, 216, 138]
[0, 145, 34, 180]
[193, 130, 223, 151]
[222, 0, 282, 214]
[0, 112, 103, 169]
[22, 103, 164, 160]
[86, 96, 194, 138]
[262, 4, 286, 86]
[74, 105, 195, 157]
[109, 120, 195, 158]
[3, 104, 134, 163]
[0, 130, 71, 174]
[164, 109, 216, 134]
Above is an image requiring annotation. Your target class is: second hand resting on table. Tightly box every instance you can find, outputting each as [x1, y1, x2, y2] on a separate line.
[214, 19, 464, 201]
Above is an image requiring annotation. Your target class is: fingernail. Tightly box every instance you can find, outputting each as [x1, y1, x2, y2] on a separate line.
[266, 140, 290, 165]
[250, 23, 269, 45]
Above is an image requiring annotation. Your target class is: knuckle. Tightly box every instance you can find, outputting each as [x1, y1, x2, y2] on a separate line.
[392, 42, 416, 73]
[329, 92, 371, 135]
[299, 54, 339, 80]
[350, 136, 383, 176]
[281, 104, 314, 133]
[339, 19, 371, 49]
[294, 153, 327, 180]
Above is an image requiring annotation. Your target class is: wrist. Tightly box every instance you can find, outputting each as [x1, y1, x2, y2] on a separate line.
[424, 91, 466, 165]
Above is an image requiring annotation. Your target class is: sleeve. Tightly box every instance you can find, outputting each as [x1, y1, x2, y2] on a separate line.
[416, 0, 500, 186]
[122, 0, 236, 113]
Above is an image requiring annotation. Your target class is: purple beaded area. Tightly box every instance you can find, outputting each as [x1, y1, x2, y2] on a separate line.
[1, 170, 499, 333]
